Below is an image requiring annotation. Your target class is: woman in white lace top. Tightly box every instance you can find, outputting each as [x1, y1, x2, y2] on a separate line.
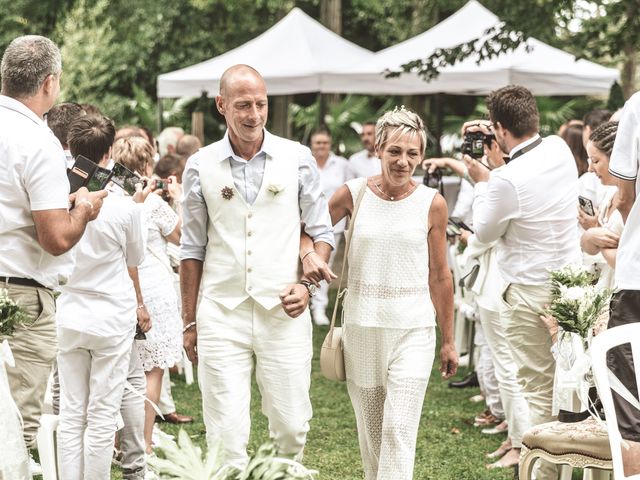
[327, 108, 458, 480]
[113, 137, 182, 454]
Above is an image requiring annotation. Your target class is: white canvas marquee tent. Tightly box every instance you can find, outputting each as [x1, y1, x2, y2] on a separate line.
[156, 7, 374, 98]
[321, 0, 619, 96]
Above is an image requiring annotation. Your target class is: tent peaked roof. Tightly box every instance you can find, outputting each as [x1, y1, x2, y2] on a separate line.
[157, 7, 374, 98]
[322, 0, 619, 96]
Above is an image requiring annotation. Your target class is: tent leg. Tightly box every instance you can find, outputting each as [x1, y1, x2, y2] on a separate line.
[157, 98, 164, 133]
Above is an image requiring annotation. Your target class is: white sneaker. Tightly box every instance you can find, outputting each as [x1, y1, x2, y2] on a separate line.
[29, 453, 42, 476]
[311, 310, 330, 326]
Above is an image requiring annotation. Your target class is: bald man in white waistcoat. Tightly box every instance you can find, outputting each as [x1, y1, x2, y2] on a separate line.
[180, 65, 334, 468]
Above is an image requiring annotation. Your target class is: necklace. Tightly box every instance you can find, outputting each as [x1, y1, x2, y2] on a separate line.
[373, 181, 417, 201]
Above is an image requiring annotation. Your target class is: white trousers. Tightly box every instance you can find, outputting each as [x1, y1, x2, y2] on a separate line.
[474, 322, 504, 419]
[57, 328, 132, 480]
[197, 297, 313, 468]
[344, 325, 436, 480]
[478, 306, 530, 446]
[158, 367, 176, 415]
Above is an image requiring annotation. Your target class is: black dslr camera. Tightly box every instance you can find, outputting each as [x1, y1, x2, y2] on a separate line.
[461, 131, 495, 159]
[423, 167, 442, 190]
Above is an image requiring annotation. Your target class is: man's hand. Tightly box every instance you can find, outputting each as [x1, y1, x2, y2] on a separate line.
[422, 157, 450, 173]
[183, 325, 198, 364]
[461, 120, 493, 137]
[577, 207, 600, 230]
[463, 154, 490, 183]
[439, 343, 458, 380]
[302, 252, 337, 287]
[136, 305, 152, 333]
[279, 284, 310, 318]
[73, 187, 108, 221]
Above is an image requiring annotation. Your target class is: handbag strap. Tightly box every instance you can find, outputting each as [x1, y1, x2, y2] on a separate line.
[328, 179, 367, 335]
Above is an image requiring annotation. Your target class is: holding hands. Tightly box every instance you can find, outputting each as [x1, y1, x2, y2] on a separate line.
[301, 251, 337, 287]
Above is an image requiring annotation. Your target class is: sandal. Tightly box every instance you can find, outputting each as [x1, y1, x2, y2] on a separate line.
[486, 439, 512, 459]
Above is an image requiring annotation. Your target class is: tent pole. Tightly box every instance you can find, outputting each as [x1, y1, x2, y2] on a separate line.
[157, 98, 164, 133]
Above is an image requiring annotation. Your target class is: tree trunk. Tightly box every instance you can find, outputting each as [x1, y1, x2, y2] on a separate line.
[319, 0, 342, 127]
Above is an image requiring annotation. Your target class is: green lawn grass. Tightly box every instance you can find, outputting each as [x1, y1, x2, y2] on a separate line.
[111, 324, 518, 480]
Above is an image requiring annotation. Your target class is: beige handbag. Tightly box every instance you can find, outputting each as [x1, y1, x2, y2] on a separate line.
[320, 182, 367, 382]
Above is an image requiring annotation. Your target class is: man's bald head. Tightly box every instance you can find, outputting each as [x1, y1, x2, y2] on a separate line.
[219, 64, 265, 99]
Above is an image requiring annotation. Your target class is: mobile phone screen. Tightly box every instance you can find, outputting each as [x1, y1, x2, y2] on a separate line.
[86, 167, 112, 192]
[111, 162, 142, 196]
[578, 196, 595, 216]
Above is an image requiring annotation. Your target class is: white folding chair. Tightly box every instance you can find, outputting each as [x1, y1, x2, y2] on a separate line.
[591, 323, 640, 480]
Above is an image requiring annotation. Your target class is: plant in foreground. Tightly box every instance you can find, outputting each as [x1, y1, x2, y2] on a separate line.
[147, 429, 318, 480]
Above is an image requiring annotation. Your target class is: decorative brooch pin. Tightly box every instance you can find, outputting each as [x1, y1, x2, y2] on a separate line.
[267, 184, 284, 197]
[221, 186, 234, 200]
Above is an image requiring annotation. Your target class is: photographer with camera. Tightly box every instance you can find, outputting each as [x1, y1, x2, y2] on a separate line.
[445, 123, 530, 469]
[464, 86, 580, 479]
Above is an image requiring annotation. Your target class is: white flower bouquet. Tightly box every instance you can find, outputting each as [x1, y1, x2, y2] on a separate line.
[0, 288, 27, 336]
[546, 265, 611, 339]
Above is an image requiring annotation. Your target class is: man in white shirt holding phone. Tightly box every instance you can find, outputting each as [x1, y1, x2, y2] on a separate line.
[465, 85, 580, 480]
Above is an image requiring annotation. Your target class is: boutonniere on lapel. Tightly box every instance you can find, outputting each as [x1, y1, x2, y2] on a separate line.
[267, 184, 284, 197]
[221, 186, 234, 200]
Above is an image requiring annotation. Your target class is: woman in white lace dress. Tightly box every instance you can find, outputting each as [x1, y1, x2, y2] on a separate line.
[112, 137, 182, 453]
[327, 108, 458, 479]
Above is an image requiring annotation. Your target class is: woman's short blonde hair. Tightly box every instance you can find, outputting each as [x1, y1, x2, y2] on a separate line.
[112, 136, 154, 175]
[375, 106, 427, 154]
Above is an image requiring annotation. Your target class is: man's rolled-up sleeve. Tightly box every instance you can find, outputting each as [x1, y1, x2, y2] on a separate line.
[180, 155, 208, 262]
[298, 149, 335, 249]
[609, 96, 640, 181]
[472, 175, 519, 244]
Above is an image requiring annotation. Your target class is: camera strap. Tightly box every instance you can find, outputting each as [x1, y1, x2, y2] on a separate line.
[508, 136, 542, 163]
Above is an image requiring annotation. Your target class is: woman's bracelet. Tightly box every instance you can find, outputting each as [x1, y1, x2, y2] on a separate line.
[183, 321, 197, 333]
[301, 250, 315, 262]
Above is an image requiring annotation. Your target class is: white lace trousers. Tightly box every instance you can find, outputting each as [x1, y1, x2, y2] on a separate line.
[197, 297, 313, 469]
[344, 325, 436, 480]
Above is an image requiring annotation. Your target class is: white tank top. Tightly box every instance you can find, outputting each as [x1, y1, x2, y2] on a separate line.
[343, 177, 437, 329]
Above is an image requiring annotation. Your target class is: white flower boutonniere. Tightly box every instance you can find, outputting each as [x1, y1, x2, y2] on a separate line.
[267, 184, 285, 197]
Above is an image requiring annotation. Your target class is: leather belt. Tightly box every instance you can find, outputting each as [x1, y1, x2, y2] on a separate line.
[3, 276, 48, 290]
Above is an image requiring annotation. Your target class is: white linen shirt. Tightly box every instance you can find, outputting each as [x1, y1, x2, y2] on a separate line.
[348, 149, 381, 178]
[472, 134, 581, 285]
[0, 95, 73, 289]
[608, 91, 640, 290]
[318, 153, 353, 233]
[57, 194, 145, 337]
[181, 130, 334, 262]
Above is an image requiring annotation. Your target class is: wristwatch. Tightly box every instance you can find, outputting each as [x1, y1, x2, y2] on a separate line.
[300, 280, 317, 297]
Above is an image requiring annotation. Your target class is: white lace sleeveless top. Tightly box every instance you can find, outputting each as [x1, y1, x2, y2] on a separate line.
[343, 177, 437, 329]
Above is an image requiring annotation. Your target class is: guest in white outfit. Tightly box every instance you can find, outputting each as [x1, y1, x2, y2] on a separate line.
[309, 127, 353, 325]
[348, 121, 381, 178]
[0, 36, 107, 467]
[317, 107, 458, 480]
[112, 136, 183, 454]
[180, 64, 334, 468]
[57, 115, 149, 480]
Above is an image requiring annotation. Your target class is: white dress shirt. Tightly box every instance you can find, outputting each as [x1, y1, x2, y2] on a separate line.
[472, 134, 581, 285]
[609, 91, 640, 290]
[57, 194, 145, 337]
[348, 149, 381, 178]
[181, 130, 334, 262]
[0, 95, 73, 289]
[451, 178, 474, 228]
[318, 153, 353, 233]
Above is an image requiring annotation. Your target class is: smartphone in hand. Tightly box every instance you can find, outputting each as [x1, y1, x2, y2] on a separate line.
[578, 196, 595, 216]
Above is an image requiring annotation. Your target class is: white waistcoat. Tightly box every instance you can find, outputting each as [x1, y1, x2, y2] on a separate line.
[199, 138, 301, 311]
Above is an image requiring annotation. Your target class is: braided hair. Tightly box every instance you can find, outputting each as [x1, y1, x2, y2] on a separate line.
[589, 121, 618, 158]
